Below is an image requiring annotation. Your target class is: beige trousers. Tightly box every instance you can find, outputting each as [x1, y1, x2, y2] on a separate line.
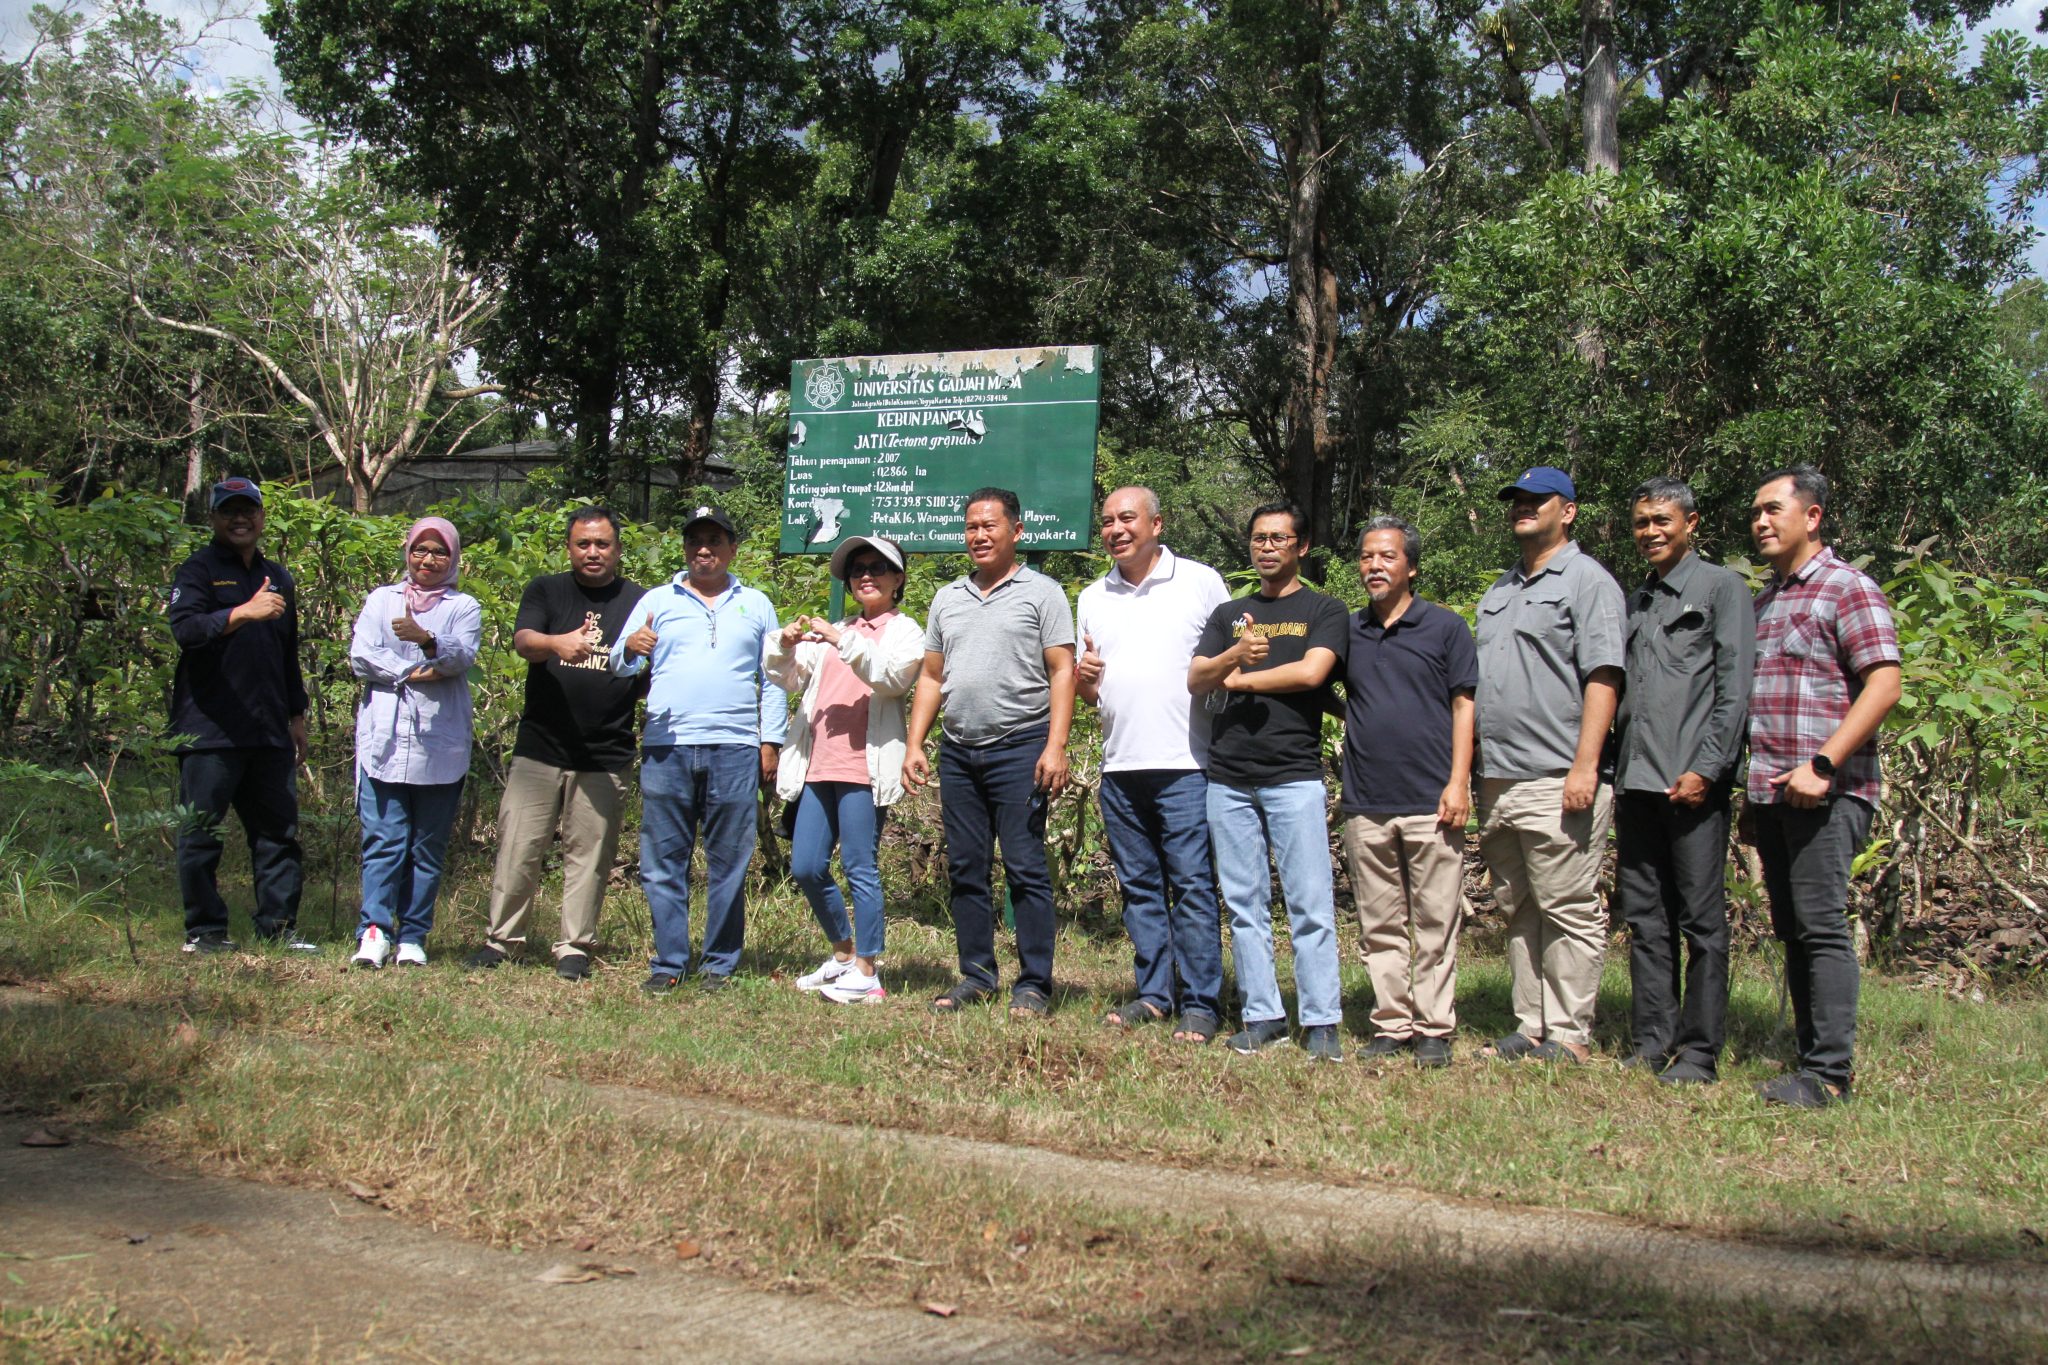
[1477, 776, 1612, 1047]
[1340, 813, 1465, 1039]
[485, 756, 627, 959]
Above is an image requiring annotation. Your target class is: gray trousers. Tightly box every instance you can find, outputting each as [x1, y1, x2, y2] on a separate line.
[1754, 796, 1874, 1090]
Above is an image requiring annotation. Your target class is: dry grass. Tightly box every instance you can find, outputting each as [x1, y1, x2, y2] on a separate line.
[3, 1002, 2043, 1363]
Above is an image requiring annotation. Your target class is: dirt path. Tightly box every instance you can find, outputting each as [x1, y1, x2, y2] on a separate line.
[0, 1139, 1100, 1362]
[590, 1083, 2048, 1327]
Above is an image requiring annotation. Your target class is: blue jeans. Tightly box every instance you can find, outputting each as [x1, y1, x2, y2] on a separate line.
[357, 772, 464, 945]
[939, 725, 1055, 999]
[1098, 769, 1222, 1022]
[640, 744, 758, 978]
[791, 781, 885, 959]
[1207, 778, 1341, 1028]
[178, 747, 303, 940]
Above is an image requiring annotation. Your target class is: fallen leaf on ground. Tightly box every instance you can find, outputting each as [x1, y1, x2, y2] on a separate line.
[172, 1023, 199, 1046]
[1280, 1348, 1316, 1358]
[922, 1301, 959, 1318]
[572, 1237, 597, 1252]
[674, 1240, 702, 1260]
[536, 1263, 602, 1285]
[343, 1180, 381, 1203]
[19, 1128, 68, 1148]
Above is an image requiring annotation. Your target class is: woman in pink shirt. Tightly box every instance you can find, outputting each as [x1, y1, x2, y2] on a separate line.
[764, 535, 926, 1003]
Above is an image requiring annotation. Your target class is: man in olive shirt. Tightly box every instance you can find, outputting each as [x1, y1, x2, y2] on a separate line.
[1475, 466, 1626, 1064]
[1614, 477, 1755, 1084]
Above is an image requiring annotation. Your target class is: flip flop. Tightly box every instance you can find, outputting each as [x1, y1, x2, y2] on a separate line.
[1481, 1032, 1540, 1061]
[929, 979, 995, 1014]
[1103, 1000, 1169, 1029]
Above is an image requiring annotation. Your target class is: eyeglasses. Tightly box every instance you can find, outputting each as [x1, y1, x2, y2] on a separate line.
[1249, 533, 1297, 548]
[408, 546, 452, 560]
[846, 561, 895, 578]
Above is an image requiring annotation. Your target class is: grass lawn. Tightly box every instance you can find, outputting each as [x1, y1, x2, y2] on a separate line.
[2, 774, 2044, 1359]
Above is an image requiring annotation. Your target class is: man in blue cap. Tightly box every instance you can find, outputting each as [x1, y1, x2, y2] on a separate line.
[167, 478, 310, 955]
[1474, 465, 1625, 1063]
[613, 504, 786, 994]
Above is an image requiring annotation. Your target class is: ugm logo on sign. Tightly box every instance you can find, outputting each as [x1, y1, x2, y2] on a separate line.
[803, 364, 847, 410]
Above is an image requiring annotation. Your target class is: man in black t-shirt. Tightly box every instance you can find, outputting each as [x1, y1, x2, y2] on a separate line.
[1189, 501, 1348, 1061]
[467, 507, 647, 980]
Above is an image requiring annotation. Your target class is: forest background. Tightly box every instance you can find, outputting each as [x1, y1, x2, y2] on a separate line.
[4, 0, 2048, 970]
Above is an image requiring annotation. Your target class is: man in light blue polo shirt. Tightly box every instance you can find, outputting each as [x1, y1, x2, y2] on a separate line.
[614, 505, 786, 993]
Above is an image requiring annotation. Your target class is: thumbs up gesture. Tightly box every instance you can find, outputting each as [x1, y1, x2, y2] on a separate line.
[1235, 614, 1269, 667]
[230, 575, 287, 626]
[1076, 631, 1104, 688]
[392, 609, 434, 648]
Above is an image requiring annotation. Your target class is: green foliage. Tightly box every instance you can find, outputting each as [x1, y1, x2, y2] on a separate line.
[1411, 4, 2048, 570]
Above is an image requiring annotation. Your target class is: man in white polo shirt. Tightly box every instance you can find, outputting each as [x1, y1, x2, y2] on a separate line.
[1077, 487, 1232, 1042]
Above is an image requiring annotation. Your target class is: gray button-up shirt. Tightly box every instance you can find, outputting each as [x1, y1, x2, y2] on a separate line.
[1475, 539, 1626, 780]
[1614, 552, 1756, 794]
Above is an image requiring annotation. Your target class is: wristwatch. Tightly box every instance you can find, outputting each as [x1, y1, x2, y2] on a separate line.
[1810, 753, 1836, 779]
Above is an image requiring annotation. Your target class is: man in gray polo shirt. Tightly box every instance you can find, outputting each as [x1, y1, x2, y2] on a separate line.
[906, 486, 1076, 1018]
[1615, 475, 1755, 1085]
[1475, 465, 1626, 1064]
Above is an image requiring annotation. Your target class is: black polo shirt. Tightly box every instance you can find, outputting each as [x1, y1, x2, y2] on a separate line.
[167, 539, 308, 751]
[1339, 596, 1478, 817]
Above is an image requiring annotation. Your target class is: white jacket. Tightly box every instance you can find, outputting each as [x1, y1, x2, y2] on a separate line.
[763, 611, 927, 806]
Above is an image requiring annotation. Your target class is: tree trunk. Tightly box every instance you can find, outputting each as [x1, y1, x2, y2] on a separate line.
[183, 367, 206, 519]
[1281, 5, 1342, 558]
[571, 367, 619, 493]
[1580, 0, 1620, 177]
[1576, 0, 1619, 373]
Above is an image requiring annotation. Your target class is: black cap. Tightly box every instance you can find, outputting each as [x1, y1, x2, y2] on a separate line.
[681, 503, 739, 538]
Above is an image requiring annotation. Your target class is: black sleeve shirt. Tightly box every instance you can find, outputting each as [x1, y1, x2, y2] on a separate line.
[167, 540, 307, 751]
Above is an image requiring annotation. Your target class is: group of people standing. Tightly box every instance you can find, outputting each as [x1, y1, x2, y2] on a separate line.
[167, 458, 1897, 1110]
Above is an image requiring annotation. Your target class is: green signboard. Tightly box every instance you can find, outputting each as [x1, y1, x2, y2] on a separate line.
[781, 345, 1100, 554]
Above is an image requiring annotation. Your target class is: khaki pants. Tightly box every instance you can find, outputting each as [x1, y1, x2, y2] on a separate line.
[485, 756, 627, 959]
[1477, 776, 1612, 1047]
[1340, 813, 1465, 1039]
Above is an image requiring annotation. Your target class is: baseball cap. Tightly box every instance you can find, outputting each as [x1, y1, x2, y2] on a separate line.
[210, 477, 264, 509]
[1497, 466, 1576, 501]
[680, 503, 738, 537]
[829, 534, 907, 581]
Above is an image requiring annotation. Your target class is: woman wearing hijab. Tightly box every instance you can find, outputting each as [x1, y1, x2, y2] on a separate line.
[348, 517, 483, 968]
[764, 534, 924, 1003]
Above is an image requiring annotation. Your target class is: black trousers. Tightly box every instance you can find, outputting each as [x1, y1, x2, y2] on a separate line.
[938, 725, 1055, 1000]
[1614, 788, 1731, 1070]
[1754, 797, 1872, 1090]
[177, 747, 303, 940]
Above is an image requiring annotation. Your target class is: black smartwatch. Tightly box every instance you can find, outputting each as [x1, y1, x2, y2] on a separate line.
[1810, 753, 1836, 779]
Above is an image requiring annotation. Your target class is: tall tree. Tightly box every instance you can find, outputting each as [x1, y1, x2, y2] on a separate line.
[266, 0, 819, 490]
[1415, 5, 2048, 563]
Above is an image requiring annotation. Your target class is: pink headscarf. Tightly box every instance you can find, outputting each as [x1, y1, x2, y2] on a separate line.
[400, 516, 461, 614]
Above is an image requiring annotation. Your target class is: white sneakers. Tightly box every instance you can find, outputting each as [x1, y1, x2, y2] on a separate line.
[820, 970, 886, 1005]
[796, 953, 886, 1003]
[796, 954, 856, 991]
[395, 942, 427, 968]
[352, 926, 392, 970]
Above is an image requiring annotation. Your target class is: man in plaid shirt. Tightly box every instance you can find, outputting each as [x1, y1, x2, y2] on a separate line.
[1747, 465, 1902, 1108]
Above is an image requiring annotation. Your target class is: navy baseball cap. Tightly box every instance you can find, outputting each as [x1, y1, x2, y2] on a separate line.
[1497, 466, 1576, 501]
[210, 477, 264, 509]
[680, 503, 739, 537]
